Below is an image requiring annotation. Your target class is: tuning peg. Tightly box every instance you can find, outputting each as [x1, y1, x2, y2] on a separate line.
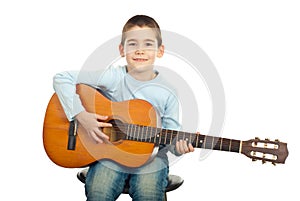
[253, 137, 259, 146]
[272, 162, 276, 166]
[252, 158, 257, 162]
[275, 139, 280, 142]
[262, 160, 266, 164]
[265, 138, 270, 141]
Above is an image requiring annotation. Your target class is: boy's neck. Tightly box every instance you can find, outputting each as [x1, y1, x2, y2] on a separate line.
[126, 65, 157, 81]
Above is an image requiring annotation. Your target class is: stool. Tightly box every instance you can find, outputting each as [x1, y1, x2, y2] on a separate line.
[77, 168, 184, 201]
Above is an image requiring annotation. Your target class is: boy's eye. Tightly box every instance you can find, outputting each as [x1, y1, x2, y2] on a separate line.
[145, 42, 154, 47]
[128, 42, 137, 46]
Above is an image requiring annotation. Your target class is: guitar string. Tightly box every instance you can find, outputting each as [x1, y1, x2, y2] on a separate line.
[105, 124, 241, 151]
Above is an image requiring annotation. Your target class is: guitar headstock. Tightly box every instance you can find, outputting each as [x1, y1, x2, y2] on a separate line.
[241, 137, 288, 165]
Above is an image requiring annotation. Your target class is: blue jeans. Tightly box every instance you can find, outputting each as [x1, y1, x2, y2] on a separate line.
[85, 158, 169, 201]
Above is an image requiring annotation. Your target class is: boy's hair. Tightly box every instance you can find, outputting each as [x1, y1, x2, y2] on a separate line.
[121, 15, 162, 47]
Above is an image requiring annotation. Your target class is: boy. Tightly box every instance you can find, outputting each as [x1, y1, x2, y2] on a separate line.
[53, 15, 194, 201]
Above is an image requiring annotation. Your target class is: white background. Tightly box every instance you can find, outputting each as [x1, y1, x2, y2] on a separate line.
[1, 0, 299, 200]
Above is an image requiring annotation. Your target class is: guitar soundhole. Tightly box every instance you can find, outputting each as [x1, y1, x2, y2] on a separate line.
[103, 119, 126, 143]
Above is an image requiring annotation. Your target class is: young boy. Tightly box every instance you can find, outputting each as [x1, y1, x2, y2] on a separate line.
[53, 15, 194, 201]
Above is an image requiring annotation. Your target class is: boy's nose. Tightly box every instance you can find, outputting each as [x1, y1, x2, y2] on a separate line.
[135, 49, 144, 54]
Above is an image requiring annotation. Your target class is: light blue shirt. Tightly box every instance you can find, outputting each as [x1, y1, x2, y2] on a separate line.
[53, 65, 180, 131]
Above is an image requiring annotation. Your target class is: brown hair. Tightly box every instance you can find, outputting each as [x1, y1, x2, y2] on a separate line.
[121, 15, 162, 46]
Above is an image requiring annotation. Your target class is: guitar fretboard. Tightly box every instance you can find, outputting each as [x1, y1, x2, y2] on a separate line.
[117, 123, 241, 153]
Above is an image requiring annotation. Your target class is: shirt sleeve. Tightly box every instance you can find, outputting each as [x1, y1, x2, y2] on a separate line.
[53, 65, 125, 121]
[53, 70, 104, 121]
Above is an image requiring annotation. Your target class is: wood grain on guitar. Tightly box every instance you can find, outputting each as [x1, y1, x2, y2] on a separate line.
[43, 84, 289, 168]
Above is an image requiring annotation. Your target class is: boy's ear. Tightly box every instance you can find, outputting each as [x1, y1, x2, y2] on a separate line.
[157, 45, 164, 58]
[119, 44, 125, 57]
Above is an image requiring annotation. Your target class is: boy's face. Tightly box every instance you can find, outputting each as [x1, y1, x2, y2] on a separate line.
[119, 26, 164, 70]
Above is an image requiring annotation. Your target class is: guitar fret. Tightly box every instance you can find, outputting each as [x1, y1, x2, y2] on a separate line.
[135, 125, 138, 140]
[157, 129, 160, 143]
[126, 124, 129, 140]
[221, 138, 230, 151]
[220, 138, 223, 150]
[239, 141, 242, 153]
[143, 126, 146, 141]
[128, 124, 131, 140]
[152, 127, 156, 143]
[229, 139, 232, 152]
[141, 126, 144, 141]
[213, 138, 221, 150]
[140, 126, 143, 141]
[133, 125, 136, 140]
[213, 138, 220, 150]
[128, 125, 134, 139]
[156, 128, 160, 144]
[198, 135, 205, 148]
[159, 128, 162, 144]
[138, 125, 142, 141]
[145, 126, 149, 142]
[231, 140, 241, 153]
[129, 125, 132, 140]
[211, 136, 214, 149]
[149, 126, 152, 142]
[160, 129, 164, 144]
[131, 125, 135, 140]
[195, 133, 199, 147]
[164, 129, 167, 144]
[137, 125, 140, 141]
[149, 126, 153, 143]
[131, 124, 134, 140]
[204, 136, 212, 149]
[143, 126, 147, 142]
[137, 125, 140, 140]
[153, 127, 156, 143]
[203, 136, 207, 149]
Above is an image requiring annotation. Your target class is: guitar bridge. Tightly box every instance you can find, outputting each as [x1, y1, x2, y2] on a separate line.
[67, 120, 78, 150]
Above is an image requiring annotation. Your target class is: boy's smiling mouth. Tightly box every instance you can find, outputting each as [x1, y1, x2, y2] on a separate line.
[133, 58, 148, 62]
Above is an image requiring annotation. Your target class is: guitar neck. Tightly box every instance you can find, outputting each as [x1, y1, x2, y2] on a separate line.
[124, 124, 242, 153]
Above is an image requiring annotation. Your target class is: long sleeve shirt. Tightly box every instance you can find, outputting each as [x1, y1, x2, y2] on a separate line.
[53, 65, 182, 161]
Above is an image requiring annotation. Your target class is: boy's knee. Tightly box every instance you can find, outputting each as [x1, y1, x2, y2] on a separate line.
[129, 172, 168, 201]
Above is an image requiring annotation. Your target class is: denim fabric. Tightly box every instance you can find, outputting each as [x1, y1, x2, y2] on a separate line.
[85, 158, 169, 201]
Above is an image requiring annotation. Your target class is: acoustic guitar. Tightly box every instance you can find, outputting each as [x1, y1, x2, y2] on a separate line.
[43, 84, 288, 168]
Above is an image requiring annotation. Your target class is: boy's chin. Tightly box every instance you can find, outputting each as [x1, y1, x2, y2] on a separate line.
[128, 64, 154, 72]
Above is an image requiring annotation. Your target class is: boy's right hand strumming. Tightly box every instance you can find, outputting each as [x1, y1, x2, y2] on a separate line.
[75, 111, 112, 143]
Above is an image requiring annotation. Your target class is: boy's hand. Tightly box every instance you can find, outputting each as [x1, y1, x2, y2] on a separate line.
[176, 139, 195, 154]
[75, 111, 112, 143]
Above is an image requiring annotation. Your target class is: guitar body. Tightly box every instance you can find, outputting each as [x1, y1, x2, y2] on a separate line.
[43, 84, 159, 168]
